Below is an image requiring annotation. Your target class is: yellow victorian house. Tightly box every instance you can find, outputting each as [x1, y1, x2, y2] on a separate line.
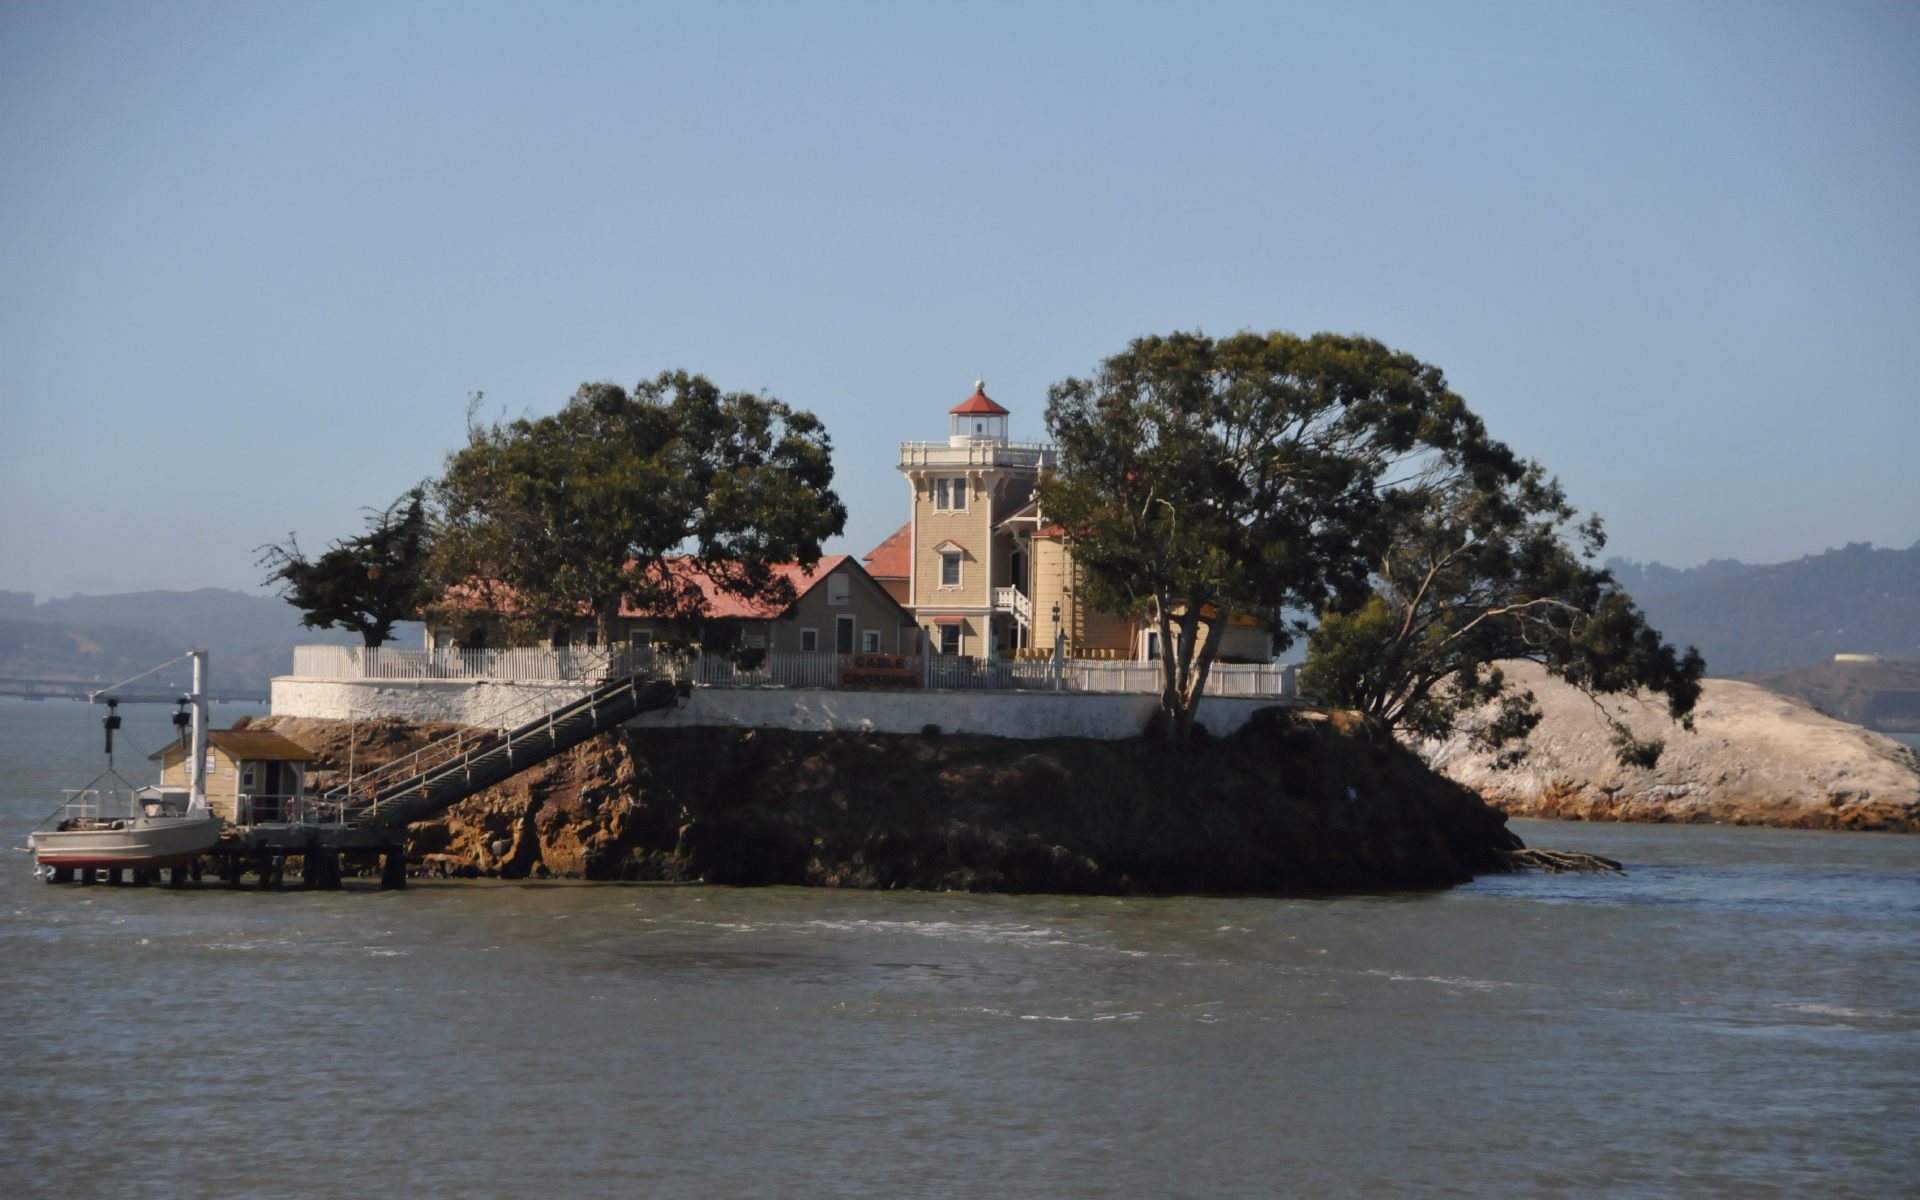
[876, 381, 1274, 665]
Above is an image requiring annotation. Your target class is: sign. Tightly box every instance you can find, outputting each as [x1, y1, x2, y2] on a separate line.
[836, 654, 922, 689]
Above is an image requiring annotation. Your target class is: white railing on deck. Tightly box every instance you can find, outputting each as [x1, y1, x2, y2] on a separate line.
[292, 645, 651, 682]
[290, 644, 1299, 698]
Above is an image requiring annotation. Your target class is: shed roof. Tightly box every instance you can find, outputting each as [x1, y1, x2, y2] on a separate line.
[152, 729, 316, 763]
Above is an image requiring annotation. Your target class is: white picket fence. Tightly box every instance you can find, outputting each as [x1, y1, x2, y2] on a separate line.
[927, 658, 1296, 697]
[292, 644, 1298, 698]
[686, 652, 843, 689]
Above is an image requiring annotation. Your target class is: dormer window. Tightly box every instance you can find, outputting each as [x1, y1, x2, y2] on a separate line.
[932, 540, 967, 588]
[935, 477, 968, 511]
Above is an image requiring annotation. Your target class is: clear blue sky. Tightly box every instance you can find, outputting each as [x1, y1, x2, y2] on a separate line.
[2, 1, 1915, 599]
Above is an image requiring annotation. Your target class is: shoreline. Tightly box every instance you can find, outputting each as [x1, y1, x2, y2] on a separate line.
[258, 708, 1523, 893]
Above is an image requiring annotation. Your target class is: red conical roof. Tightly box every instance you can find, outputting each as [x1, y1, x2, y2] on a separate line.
[950, 380, 1009, 416]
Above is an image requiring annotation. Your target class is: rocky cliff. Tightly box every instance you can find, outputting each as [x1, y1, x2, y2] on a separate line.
[1415, 661, 1920, 832]
[254, 709, 1521, 893]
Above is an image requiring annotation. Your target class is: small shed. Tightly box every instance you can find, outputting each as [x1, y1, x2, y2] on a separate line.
[151, 728, 317, 826]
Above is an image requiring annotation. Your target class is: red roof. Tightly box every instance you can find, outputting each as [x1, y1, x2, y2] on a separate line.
[434, 556, 877, 622]
[950, 382, 1009, 416]
[862, 523, 912, 580]
[620, 556, 854, 620]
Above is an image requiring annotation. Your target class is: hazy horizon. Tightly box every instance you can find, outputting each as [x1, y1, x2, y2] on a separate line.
[4, 3, 1916, 598]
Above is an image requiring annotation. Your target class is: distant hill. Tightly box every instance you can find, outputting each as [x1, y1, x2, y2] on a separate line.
[1731, 658, 1920, 733]
[2, 588, 424, 693]
[1607, 540, 1920, 675]
[0, 619, 193, 689]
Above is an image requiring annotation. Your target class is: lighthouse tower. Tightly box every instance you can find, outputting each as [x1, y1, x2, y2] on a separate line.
[895, 382, 1054, 659]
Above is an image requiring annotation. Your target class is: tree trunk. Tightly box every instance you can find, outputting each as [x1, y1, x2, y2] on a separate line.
[1172, 609, 1229, 743]
[1155, 597, 1228, 745]
[596, 601, 622, 652]
[1155, 591, 1181, 743]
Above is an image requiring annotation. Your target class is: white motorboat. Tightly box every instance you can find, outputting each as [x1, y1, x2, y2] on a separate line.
[29, 787, 223, 871]
[29, 650, 223, 880]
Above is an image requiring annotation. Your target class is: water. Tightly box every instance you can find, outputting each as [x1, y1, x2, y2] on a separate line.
[2, 697, 1917, 1198]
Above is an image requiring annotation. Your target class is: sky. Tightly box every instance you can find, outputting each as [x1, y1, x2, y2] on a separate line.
[1, 1, 1915, 599]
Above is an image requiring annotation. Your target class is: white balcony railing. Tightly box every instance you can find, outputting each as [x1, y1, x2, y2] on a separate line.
[992, 586, 1033, 625]
[898, 440, 1056, 470]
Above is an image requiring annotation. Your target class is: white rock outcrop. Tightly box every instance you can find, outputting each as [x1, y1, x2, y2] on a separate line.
[1415, 661, 1920, 832]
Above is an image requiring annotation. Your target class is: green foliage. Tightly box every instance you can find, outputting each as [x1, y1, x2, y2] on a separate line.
[1300, 456, 1705, 767]
[1037, 330, 1500, 741]
[430, 372, 845, 639]
[258, 489, 435, 647]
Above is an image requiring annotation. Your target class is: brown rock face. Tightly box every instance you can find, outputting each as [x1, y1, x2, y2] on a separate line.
[1414, 661, 1920, 832]
[261, 709, 1521, 893]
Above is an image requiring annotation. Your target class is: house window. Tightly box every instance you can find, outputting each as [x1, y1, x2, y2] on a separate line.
[836, 615, 856, 654]
[800, 628, 819, 652]
[935, 477, 967, 511]
[862, 630, 881, 653]
[940, 552, 961, 587]
[827, 574, 850, 605]
[940, 624, 961, 656]
[1146, 631, 1160, 661]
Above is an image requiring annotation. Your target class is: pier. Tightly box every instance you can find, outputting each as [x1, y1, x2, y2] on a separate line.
[39, 669, 682, 892]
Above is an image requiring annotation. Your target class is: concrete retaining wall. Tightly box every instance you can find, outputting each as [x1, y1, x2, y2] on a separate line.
[271, 676, 1302, 740]
[271, 677, 599, 729]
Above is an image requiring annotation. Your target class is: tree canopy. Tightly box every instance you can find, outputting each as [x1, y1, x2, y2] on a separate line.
[259, 488, 435, 647]
[430, 372, 845, 641]
[1300, 453, 1705, 768]
[1037, 330, 1503, 741]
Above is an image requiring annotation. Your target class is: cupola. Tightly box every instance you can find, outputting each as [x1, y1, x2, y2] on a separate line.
[949, 380, 1009, 445]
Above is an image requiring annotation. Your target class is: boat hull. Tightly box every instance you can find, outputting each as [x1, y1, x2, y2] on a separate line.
[30, 816, 224, 870]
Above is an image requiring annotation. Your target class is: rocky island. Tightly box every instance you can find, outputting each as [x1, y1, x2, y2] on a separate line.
[253, 708, 1521, 892]
[1417, 661, 1920, 832]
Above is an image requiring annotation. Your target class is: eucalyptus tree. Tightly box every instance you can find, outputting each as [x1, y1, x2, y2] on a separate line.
[1301, 457, 1705, 767]
[430, 371, 845, 643]
[1037, 330, 1502, 742]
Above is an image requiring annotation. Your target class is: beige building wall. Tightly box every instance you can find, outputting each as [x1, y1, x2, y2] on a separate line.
[1022, 535, 1140, 657]
[910, 472, 994, 611]
[158, 746, 242, 823]
[1026, 535, 1075, 652]
[773, 561, 919, 655]
[1080, 605, 1138, 656]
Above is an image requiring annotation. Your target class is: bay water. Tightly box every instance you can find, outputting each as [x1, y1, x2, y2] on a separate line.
[2, 697, 1916, 1197]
